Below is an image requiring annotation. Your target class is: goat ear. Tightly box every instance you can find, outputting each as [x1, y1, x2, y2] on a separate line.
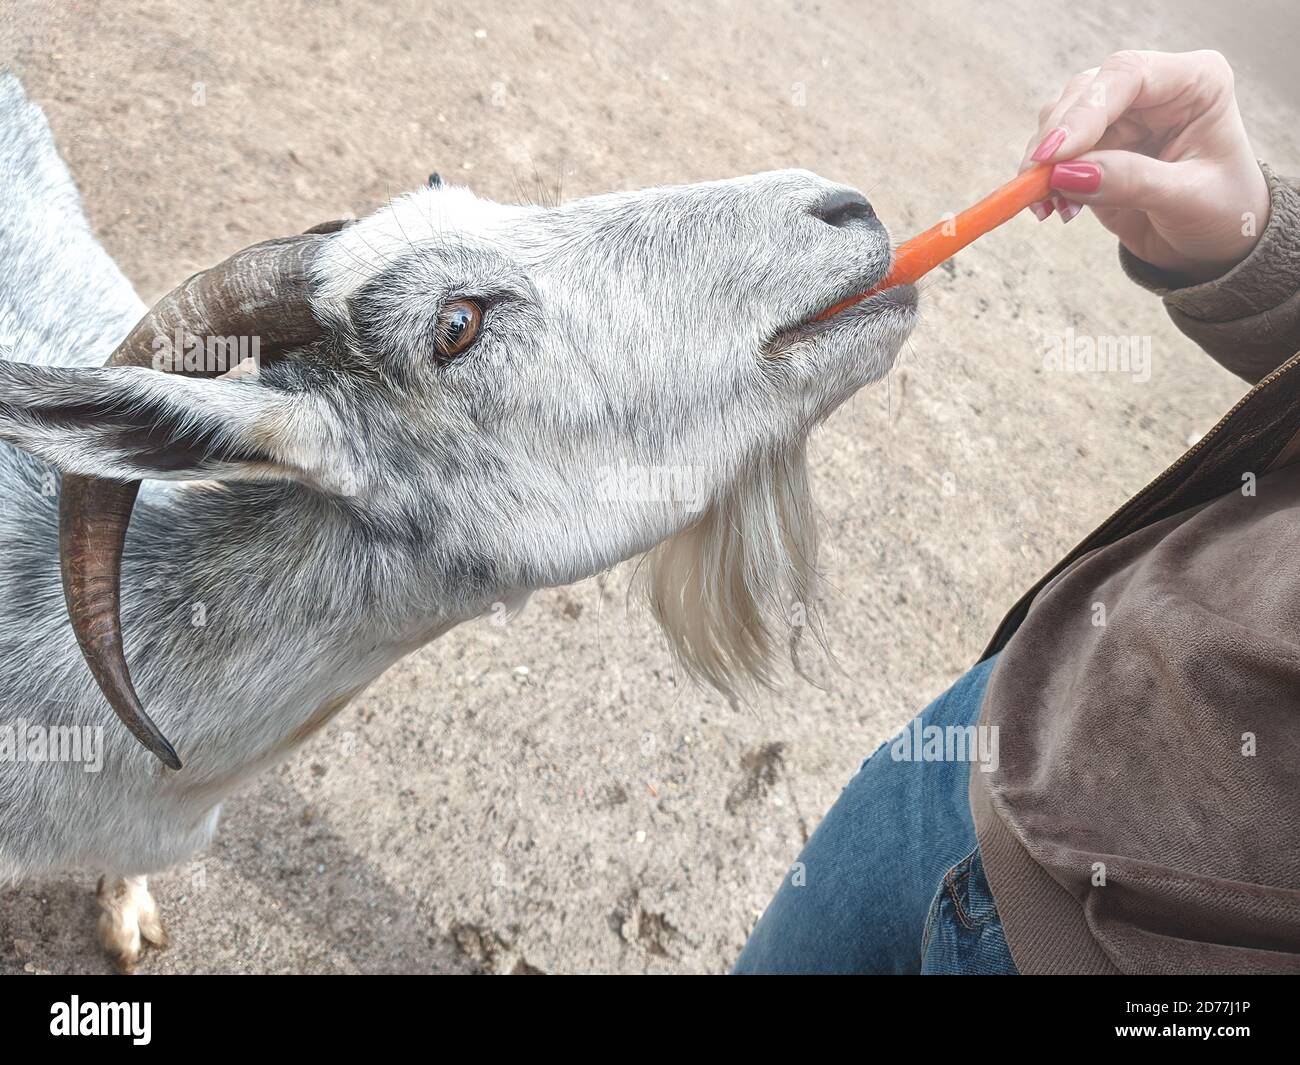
[0, 358, 361, 494]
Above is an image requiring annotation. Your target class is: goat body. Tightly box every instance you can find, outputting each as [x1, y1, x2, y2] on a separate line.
[0, 74, 915, 967]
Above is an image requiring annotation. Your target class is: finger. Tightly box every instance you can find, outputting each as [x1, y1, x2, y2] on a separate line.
[1053, 195, 1083, 224]
[1093, 116, 1153, 154]
[1032, 50, 1234, 164]
[1021, 109, 1147, 220]
[1019, 68, 1099, 172]
[1047, 149, 1183, 212]
[1089, 206, 1152, 250]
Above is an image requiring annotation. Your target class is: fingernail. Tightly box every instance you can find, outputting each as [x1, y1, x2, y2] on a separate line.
[1051, 161, 1102, 195]
[1029, 200, 1053, 222]
[1055, 197, 1083, 224]
[1030, 126, 1068, 162]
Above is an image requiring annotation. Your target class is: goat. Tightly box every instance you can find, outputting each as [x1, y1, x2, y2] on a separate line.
[0, 74, 917, 970]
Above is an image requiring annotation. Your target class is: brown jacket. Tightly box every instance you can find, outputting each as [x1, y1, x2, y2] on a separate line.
[971, 163, 1300, 974]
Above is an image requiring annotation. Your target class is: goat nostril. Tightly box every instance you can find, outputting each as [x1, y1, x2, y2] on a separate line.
[812, 192, 876, 229]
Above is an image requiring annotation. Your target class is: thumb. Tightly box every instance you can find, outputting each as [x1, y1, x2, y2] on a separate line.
[1047, 150, 1182, 213]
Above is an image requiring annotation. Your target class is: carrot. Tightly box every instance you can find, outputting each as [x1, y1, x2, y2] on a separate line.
[815, 165, 1053, 320]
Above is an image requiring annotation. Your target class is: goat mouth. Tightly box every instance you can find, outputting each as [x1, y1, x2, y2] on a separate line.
[760, 281, 918, 359]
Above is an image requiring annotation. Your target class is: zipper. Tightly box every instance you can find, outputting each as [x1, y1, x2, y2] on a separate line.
[980, 349, 1300, 660]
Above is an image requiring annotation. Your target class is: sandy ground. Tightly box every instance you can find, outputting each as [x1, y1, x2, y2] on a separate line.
[1, 0, 1297, 974]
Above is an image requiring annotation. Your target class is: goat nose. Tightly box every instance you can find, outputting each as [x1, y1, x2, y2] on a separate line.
[810, 189, 877, 229]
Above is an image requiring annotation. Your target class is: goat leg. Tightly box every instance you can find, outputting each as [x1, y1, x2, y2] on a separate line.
[96, 874, 168, 973]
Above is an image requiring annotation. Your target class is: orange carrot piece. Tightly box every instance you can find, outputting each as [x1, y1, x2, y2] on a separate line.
[816, 165, 1053, 320]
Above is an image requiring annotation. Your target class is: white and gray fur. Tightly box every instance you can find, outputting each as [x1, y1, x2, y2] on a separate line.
[0, 74, 915, 931]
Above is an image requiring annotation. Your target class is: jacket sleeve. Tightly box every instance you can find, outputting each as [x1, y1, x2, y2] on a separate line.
[1119, 163, 1300, 385]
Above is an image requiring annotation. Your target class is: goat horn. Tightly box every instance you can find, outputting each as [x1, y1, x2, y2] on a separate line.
[60, 232, 331, 770]
[301, 218, 355, 235]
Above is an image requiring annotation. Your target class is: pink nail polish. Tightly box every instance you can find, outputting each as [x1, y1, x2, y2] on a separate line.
[1030, 126, 1068, 162]
[1057, 198, 1083, 223]
[1051, 161, 1102, 195]
[1029, 201, 1053, 222]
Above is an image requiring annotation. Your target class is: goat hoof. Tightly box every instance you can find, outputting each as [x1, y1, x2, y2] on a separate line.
[96, 874, 167, 972]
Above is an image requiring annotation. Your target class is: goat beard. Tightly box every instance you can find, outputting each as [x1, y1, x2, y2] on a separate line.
[641, 441, 831, 699]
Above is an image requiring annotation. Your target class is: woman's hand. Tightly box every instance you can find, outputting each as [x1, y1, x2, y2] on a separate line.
[1022, 49, 1270, 283]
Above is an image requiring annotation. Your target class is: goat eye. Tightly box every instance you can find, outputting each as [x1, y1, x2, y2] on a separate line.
[436, 299, 482, 359]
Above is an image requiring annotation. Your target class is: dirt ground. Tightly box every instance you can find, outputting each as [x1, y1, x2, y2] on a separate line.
[1, 0, 1297, 974]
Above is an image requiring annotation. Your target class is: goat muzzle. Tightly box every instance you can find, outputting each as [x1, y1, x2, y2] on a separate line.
[59, 228, 342, 769]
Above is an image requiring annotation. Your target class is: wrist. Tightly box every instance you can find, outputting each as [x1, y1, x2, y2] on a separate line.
[1121, 162, 1300, 323]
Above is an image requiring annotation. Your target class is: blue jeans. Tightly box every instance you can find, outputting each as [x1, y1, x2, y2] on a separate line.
[733, 655, 1018, 974]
